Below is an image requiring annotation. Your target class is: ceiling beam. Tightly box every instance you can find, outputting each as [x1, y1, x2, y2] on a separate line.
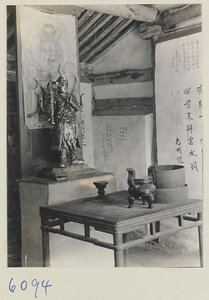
[30, 5, 85, 17]
[77, 5, 159, 22]
[89, 68, 153, 85]
[92, 97, 154, 116]
[161, 4, 201, 29]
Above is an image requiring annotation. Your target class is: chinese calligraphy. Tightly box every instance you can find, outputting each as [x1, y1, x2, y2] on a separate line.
[171, 39, 200, 73]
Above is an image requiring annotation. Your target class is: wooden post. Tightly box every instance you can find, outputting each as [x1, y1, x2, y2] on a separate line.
[197, 212, 203, 267]
[16, 7, 33, 174]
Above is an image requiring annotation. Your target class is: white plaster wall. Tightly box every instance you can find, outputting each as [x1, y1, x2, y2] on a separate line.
[90, 28, 153, 191]
[92, 115, 151, 191]
[92, 28, 152, 73]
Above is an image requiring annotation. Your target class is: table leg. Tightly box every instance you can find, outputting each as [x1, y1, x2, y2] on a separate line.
[123, 233, 128, 267]
[113, 233, 124, 267]
[197, 212, 203, 267]
[84, 225, 90, 239]
[150, 221, 160, 243]
[41, 217, 50, 267]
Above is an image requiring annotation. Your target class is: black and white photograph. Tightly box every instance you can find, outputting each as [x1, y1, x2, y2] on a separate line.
[3, 1, 209, 299]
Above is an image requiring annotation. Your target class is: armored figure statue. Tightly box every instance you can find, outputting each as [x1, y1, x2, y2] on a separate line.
[47, 74, 82, 168]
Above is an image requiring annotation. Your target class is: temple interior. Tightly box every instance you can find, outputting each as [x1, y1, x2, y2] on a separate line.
[7, 4, 202, 269]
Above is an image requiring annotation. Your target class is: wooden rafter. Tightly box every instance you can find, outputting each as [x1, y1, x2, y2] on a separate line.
[78, 10, 94, 26]
[7, 6, 14, 19]
[7, 8, 15, 33]
[7, 26, 15, 41]
[79, 16, 120, 57]
[78, 12, 103, 38]
[81, 19, 134, 63]
[80, 17, 130, 61]
[79, 14, 113, 47]
[7, 6, 16, 54]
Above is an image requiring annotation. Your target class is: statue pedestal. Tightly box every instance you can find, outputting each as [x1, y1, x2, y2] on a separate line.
[39, 164, 94, 181]
[19, 170, 116, 267]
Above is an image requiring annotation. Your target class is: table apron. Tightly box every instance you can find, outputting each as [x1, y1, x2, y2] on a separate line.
[40, 203, 202, 234]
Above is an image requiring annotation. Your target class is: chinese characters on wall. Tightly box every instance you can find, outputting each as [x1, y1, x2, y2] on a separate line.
[171, 38, 200, 73]
[101, 125, 129, 162]
[175, 84, 202, 172]
[155, 32, 202, 199]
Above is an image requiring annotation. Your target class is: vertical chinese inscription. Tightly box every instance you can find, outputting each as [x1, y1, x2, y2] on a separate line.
[102, 125, 113, 162]
[171, 38, 200, 73]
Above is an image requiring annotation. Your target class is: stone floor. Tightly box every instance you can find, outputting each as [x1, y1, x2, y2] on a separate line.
[127, 242, 200, 268]
[126, 219, 201, 268]
[8, 218, 201, 268]
[9, 242, 200, 268]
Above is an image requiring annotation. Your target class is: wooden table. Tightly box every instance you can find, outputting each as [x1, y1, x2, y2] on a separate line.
[39, 190, 203, 267]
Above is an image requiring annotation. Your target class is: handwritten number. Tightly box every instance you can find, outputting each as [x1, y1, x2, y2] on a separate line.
[9, 277, 52, 297]
[9, 278, 16, 293]
[31, 279, 40, 299]
[42, 280, 52, 296]
[20, 280, 27, 291]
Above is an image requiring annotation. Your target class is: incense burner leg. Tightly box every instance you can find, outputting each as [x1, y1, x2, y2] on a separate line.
[128, 195, 135, 208]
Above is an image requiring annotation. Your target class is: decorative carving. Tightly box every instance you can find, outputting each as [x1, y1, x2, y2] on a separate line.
[138, 24, 163, 40]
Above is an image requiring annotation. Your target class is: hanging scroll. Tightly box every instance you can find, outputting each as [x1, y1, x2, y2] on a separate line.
[18, 6, 79, 129]
[155, 31, 202, 199]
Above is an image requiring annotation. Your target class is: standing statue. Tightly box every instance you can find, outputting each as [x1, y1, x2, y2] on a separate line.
[47, 73, 83, 168]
